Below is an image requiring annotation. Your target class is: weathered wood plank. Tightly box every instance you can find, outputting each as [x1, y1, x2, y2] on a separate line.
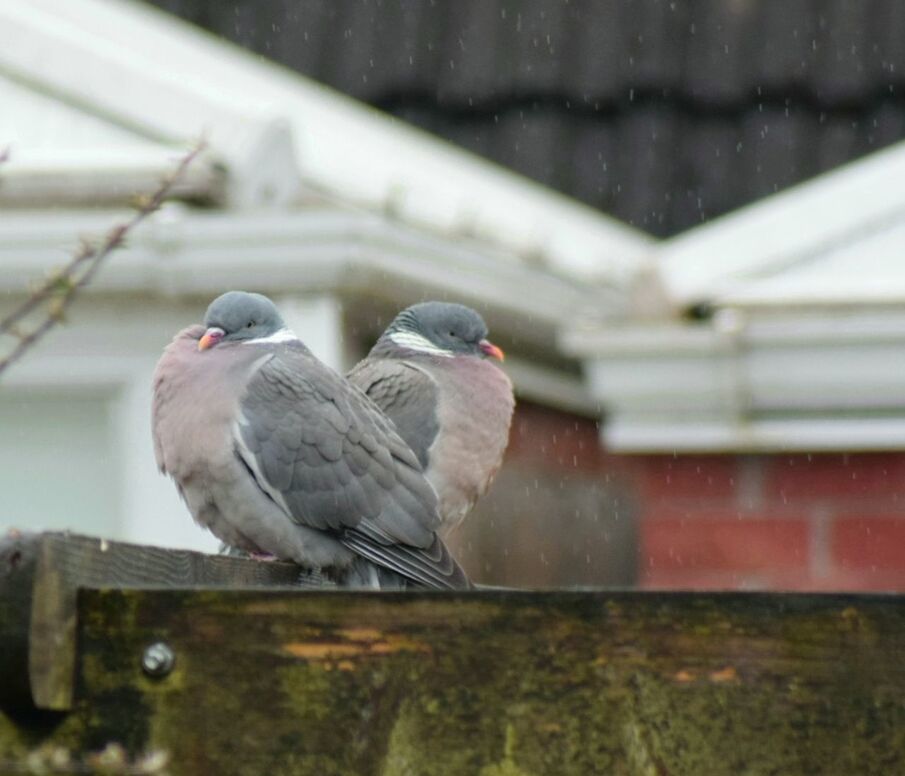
[0, 531, 308, 710]
[3, 588, 905, 775]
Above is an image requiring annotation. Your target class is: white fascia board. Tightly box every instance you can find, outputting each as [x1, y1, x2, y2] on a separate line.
[561, 321, 731, 356]
[0, 2, 301, 208]
[579, 340, 740, 419]
[742, 311, 905, 413]
[5, 0, 652, 283]
[0, 206, 586, 328]
[655, 139, 905, 306]
[606, 417, 905, 454]
[566, 310, 905, 452]
[740, 309, 905, 345]
[0, 206, 591, 412]
[0, 147, 224, 207]
[722, 286, 905, 310]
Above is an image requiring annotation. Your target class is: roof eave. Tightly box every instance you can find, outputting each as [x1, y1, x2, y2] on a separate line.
[0, 147, 227, 208]
[0, 0, 652, 285]
[0, 205, 599, 413]
[563, 310, 905, 452]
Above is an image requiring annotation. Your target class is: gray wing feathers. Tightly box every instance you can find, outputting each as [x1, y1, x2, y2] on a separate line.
[238, 355, 429, 538]
[235, 349, 465, 588]
[347, 359, 440, 469]
[342, 523, 470, 590]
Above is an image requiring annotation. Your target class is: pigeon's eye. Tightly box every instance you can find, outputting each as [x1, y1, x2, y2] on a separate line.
[246, 320, 256, 328]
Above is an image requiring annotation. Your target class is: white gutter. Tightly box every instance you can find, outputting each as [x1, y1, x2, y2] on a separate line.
[0, 205, 597, 413]
[0, 205, 587, 321]
[562, 309, 905, 452]
[606, 417, 905, 453]
[0, 147, 225, 207]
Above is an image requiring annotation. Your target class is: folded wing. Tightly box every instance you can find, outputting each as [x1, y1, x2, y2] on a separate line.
[234, 346, 468, 589]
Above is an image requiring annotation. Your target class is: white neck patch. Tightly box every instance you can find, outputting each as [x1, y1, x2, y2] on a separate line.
[390, 331, 454, 358]
[245, 327, 298, 345]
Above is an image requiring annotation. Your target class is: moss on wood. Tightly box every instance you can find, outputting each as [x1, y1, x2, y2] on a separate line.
[2, 590, 905, 774]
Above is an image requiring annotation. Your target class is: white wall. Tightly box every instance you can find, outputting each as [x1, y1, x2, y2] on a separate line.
[0, 389, 121, 537]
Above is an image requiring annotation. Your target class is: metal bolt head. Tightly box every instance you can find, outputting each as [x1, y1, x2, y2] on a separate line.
[141, 642, 175, 678]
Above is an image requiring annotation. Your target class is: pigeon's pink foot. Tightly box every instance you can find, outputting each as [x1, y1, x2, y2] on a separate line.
[250, 552, 277, 561]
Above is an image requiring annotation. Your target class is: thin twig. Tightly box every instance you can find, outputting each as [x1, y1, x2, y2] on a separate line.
[0, 143, 204, 379]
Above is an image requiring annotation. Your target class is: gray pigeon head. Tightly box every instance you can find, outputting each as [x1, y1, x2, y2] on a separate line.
[380, 302, 504, 360]
[200, 291, 287, 349]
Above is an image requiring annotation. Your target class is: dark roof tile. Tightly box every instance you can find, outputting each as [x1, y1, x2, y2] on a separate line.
[562, 1, 629, 101]
[569, 118, 621, 210]
[270, 0, 344, 77]
[682, 0, 763, 105]
[863, 101, 905, 151]
[628, 1, 689, 93]
[145, 0, 905, 237]
[876, 1, 905, 89]
[740, 106, 815, 199]
[436, 1, 504, 103]
[673, 116, 742, 229]
[441, 117, 497, 160]
[813, 114, 863, 174]
[326, 0, 443, 99]
[755, 0, 821, 92]
[811, 0, 876, 102]
[496, 0, 570, 96]
[612, 106, 682, 233]
[491, 107, 573, 191]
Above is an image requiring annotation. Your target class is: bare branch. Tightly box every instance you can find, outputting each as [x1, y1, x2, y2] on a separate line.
[0, 143, 204, 379]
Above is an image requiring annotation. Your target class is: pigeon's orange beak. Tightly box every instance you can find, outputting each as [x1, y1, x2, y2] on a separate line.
[479, 339, 505, 361]
[198, 327, 225, 351]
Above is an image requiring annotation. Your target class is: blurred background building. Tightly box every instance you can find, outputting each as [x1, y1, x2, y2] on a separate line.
[3, 0, 905, 591]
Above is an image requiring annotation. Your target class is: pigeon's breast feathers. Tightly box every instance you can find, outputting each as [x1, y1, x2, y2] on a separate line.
[151, 324, 270, 478]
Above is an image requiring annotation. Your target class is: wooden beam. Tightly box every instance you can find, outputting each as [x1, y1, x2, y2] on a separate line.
[2, 588, 904, 774]
[0, 531, 308, 710]
[3, 532, 905, 773]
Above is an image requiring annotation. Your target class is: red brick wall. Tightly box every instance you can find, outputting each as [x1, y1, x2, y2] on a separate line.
[636, 452, 905, 591]
[500, 402, 905, 591]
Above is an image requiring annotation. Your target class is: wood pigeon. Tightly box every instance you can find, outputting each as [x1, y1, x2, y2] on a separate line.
[347, 302, 515, 536]
[152, 291, 469, 589]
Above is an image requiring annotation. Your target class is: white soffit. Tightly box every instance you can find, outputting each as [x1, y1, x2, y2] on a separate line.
[655, 139, 905, 307]
[605, 417, 905, 454]
[0, 205, 595, 414]
[566, 309, 905, 453]
[0, 206, 587, 328]
[0, 0, 652, 283]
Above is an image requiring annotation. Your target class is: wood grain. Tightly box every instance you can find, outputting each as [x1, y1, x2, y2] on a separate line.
[3, 532, 905, 774]
[0, 531, 309, 710]
[4, 587, 905, 774]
